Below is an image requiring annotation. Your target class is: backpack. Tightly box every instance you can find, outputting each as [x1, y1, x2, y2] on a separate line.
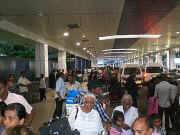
[39, 117, 80, 135]
[40, 108, 80, 135]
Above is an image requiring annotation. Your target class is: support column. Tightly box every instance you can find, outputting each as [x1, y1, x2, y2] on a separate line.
[166, 50, 170, 70]
[35, 44, 49, 78]
[155, 53, 162, 64]
[58, 51, 67, 72]
[168, 49, 176, 70]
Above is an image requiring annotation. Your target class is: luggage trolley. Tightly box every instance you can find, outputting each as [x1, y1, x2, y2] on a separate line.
[63, 89, 86, 117]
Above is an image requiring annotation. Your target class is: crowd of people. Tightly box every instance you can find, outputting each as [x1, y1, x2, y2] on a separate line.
[0, 67, 179, 135]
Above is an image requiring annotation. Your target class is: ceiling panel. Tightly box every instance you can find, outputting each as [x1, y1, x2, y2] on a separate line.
[0, 0, 125, 57]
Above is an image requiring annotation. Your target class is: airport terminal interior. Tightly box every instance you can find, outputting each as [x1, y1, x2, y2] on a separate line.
[0, 0, 180, 135]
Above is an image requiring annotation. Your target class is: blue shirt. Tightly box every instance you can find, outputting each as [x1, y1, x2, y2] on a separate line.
[56, 77, 66, 98]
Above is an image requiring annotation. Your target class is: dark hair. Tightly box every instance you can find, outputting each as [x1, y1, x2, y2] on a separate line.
[150, 113, 161, 124]
[133, 116, 152, 128]
[112, 110, 124, 124]
[56, 72, 64, 79]
[0, 78, 7, 86]
[4, 103, 27, 120]
[40, 74, 44, 78]
[0, 101, 7, 116]
[4, 126, 35, 135]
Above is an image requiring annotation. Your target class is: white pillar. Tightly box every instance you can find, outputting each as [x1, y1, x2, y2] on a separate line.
[58, 51, 67, 72]
[155, 53, 162, 64]
[166, 50, 170, 70]
[169, 49, 176, 70]
[35, 44, 49, 78]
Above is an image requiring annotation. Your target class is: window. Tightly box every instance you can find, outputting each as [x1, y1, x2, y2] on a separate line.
[146, 67, 163, 73]
[124, 67, 141, 75]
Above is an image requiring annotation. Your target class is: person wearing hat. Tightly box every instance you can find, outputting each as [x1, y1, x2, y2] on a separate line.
[89, 81, 110, 123]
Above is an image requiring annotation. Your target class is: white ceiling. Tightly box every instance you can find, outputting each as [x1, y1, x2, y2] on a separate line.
[0, 0, 125, 58]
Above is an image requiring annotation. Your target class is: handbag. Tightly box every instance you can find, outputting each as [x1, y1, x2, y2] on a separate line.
[147, 96, 159, 116]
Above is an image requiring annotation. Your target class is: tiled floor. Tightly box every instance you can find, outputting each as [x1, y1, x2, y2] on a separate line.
[31, 89, 56, 134]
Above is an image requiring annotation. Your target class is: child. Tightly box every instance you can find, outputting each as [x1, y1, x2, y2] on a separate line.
[3, 103, 26, 129]
[150, 114, 166, 135]
[110, 110, 133, 135]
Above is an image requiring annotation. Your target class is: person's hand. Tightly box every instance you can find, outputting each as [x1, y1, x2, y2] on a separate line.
[103, 121, 112, 132]
[123, 123, 130, 130]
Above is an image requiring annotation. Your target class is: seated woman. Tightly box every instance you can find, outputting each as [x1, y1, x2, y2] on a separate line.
[68, 93, 104, 135]
[112, 94, 138, 128]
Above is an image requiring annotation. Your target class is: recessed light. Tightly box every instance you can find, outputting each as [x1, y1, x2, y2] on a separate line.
[87, 50, 90, 53]
[76, 42, 80, 46]
[83, 48, 86, 50]
[63, 32, 69, 37]
[176, 32, 180, 34]
[82, 35, 86, 38]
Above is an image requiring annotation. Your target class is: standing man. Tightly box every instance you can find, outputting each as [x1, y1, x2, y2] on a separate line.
[53, 72, 66, 118]
[89, 82, 110, 123]
[17, 71, 31, 101]
[154, 74, 173, 130]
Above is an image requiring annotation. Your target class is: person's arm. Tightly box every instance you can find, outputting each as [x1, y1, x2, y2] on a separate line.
[95, 101, 110, 123]
[19, 95, 33, 126]
[68, 108, 77, 130]
[25, 109, 34, 126]
[171, 86, 178, 103]
[154, 85, 158, 97]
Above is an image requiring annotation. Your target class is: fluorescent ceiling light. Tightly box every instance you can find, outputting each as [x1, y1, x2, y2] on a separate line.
[104, 56, 125, 58]
[63, 32, 69, 37]
[102, 48, 137, 52]
[99, 34, 161, 40]
[104, 52, 133, 54]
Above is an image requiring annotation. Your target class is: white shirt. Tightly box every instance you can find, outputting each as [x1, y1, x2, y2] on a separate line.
[39, 78, 46, 88]
[155, 81, 172, 108]
[113, 106, 138, 127]
[3, 92, 33, 114]
[17, 76, 31, 93]
[68, 107, 104, 135]
[56, 77, 66, 98]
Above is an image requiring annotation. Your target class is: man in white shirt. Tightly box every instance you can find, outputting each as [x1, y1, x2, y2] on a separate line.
[68, 93, 104, 135]
[53, 72, 66, 118]
[17, 71, 31, 101]
[0, 79, 33, 126]
[113, 94, 139, 127]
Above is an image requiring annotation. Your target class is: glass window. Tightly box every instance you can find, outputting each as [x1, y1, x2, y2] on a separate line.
[146, 67, 163, 73]
[124, 67, 141, 75]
